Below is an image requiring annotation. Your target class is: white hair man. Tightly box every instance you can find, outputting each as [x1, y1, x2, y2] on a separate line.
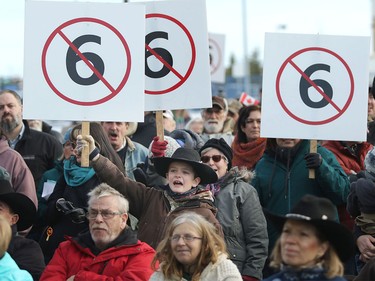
[40, 183, 155, 281]
[201, 96, 234, 146]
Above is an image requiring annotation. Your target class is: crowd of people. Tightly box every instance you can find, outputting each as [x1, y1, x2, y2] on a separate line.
[1, 85, 375, 280]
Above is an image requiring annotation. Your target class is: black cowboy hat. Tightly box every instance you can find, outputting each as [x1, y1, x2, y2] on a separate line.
[153, 147, 218, 184]
[0, 179, 36, 231]
[264, 194, 355, 262]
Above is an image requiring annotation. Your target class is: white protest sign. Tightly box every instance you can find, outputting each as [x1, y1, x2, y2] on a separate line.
[261, 33, 370, 141]
[209, 32, 226, 83]
[23, 1, 145, 122]
[142, 0, 212, 111]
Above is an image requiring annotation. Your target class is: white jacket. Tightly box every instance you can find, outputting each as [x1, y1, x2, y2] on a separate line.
[149, 253, 242, 281]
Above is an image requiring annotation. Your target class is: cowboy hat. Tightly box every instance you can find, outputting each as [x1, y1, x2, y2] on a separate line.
[153, 147, 218, 184]
[264, 194, 355, 262]
[0, 179, 36, 231]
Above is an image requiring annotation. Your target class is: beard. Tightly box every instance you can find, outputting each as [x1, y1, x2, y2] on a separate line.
[1, 114, 21, 134]
[204, 119, 224, 134]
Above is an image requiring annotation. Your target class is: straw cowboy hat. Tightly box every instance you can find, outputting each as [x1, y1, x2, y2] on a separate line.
[153, 147, 218, 184]
[264, 194, 355, 262]
[0, 179, 36, 231]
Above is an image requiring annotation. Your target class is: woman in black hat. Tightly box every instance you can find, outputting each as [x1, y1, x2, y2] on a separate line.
[264, 194, 355, 281]
[78, 134, 222, 250]
[199, 138, 268, 281]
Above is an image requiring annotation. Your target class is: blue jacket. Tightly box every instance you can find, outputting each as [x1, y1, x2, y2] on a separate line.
[123, 136, 148, 180]
[0, 252, 33, 281]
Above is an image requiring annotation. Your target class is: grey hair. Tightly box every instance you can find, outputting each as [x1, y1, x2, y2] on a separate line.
[88, 183, 129, 213]
[0, 89, 22, 105]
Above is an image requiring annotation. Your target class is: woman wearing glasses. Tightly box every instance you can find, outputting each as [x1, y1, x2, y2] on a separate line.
[150, 212, 242, 281]
[199, 138, 268, 281]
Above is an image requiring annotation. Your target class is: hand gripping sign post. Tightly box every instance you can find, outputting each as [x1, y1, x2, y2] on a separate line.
[141, 0, 212, 140]
[261, 33, 370, 177]
[23, 1, 145, 166]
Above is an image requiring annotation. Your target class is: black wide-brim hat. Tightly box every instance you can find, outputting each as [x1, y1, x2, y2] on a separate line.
[154, 147, 218, 184]
[264, 194, 355, 262]
[0, 179, 36, 231]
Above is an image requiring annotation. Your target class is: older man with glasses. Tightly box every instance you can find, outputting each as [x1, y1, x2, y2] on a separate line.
[40, 183, 156, 281]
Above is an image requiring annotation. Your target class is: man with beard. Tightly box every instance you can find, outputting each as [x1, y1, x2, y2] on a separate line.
[0, 90, 62, 192]
[200, 96, 234, 146]
[101, 121, 148, 180]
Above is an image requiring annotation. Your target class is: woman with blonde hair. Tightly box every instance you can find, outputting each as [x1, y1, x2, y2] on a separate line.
[0, 215, 33, 280]
[150, 212, 242, 281]
[264, 194, 355, 281]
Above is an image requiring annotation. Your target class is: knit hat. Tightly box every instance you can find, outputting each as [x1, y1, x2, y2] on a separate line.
[364, 147, 375, 177]
[63, 128, 72, 145]
[169, 129, 205, 152]
[355, 178, 375, 214]
[148, 136, 181, 158]
[199, 138, 233, 169]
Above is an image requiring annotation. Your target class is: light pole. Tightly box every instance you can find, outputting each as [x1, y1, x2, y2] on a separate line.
[242, 0, 250, 95]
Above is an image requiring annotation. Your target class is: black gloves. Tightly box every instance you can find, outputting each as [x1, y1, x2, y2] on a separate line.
[56, 198, 86, 224]
[304, 153, 322, 169]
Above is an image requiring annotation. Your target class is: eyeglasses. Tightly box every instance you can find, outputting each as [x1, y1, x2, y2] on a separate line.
[205, 108, 223, 114]
[170, 234, 202, 243]
[86, 210, 124, 220]
[201, 155, 227, 163]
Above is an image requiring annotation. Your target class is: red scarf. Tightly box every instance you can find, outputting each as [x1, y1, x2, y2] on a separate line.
[232, 136, 267, 170]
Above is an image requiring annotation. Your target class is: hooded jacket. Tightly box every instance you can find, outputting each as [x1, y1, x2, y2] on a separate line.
[213, 167, 268, 280]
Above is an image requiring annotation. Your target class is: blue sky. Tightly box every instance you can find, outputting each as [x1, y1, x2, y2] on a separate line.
[0, 0, 372, 77]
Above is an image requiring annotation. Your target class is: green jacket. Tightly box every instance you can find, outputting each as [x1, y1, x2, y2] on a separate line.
[252, 140, 350, 253]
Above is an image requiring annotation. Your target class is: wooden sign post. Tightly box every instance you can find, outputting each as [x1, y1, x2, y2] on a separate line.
[155, 111, 164, 141]
[81, 121, 90, 167]
[308, 139, 317, 179]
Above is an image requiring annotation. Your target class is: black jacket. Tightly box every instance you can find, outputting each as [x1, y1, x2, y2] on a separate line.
[15, 121, 63, 186]
[8, 225, 45, 281]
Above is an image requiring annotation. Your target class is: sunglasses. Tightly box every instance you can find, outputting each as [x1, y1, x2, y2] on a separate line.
[201, 155, 226, 163]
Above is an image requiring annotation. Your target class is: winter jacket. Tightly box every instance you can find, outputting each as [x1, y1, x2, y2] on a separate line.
[149, 253, 242, 281]
[321, 141, 372, 175]
[36, 160, 64, 224]
[214, 167, 268, 280]
[252, 140, 350, 253]
[0, 137, 37, 207]
[131, 113, 170, 148]
[40, 228, 155, 281]
[39, 172, 101, 264]
[14, 121, 63, 187]
[92, 155, 223, 249]
[0, 252, 33, 281]
[8, 225, 45, 281]
[321, 141, 373, 230]
[262, 267, 347, 281]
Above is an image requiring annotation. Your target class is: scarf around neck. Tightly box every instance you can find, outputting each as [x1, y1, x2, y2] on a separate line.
[64, 157, 96, 187]
[232, 136, 266, 170]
